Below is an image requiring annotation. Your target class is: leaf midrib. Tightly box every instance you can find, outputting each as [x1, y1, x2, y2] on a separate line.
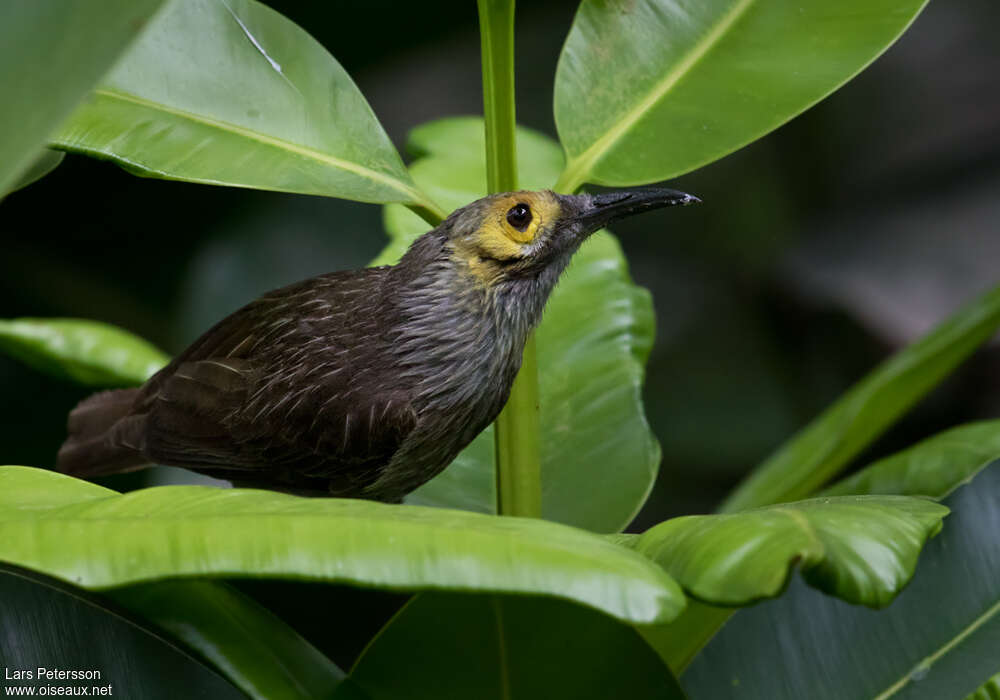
[873, 597, 1000, 699]
[55, 87, 443, 215]
[556, 0, 756, 192]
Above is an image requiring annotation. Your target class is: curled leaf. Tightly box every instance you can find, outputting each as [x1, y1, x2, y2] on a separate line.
[633, 496, 947, 607]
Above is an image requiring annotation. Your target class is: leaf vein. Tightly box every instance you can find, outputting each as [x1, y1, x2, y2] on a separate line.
[69, 88, 440, 212]
[873, 597, 1000, 699]
[558, 0, 755, 191]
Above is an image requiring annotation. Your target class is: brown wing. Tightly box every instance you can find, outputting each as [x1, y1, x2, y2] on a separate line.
[127, 268, 418, 495]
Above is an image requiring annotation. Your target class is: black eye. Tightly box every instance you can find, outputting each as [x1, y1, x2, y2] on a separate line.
[506, 203, 532, 232]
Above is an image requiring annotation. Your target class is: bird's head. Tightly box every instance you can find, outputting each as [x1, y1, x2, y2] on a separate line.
[441, 187, 699, 289]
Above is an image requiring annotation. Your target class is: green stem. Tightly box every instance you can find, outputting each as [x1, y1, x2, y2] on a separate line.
[405, 201, 445, 227]
[552, 164, 585, 196]
[478, 0, 542, 519]
[496, 336, 542, 518]
[478, 0, 517, 194]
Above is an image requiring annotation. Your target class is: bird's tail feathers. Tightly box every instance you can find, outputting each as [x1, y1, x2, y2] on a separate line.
[57, 389, 148, 477]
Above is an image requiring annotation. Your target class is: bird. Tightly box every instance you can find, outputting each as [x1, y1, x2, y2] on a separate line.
[57, 187, 698, 502]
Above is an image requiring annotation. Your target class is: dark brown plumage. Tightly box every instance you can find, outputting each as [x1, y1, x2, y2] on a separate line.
[58, 188, 697, 502]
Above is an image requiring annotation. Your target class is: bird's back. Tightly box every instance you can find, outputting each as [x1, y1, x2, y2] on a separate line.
[60, 267, 421, 498]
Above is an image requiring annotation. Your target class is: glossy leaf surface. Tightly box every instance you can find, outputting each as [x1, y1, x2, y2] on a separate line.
[633, 496, 946, 607]
[554, 0, 928, 191]
[722, 283, 1000, 512]
[0, 566, 243, 699]
[351, 593, 685, 700]
[383, 117, 659, 533]
[684, 464, 1000, 700]
[967, 674, 1000, 700]
[824, 420, 1000, 500]
[52, 0, 441, 215]
[112, 580, 345, 700]
[0, 0, 166, 192]
[645, 284, 1000, 673]
[0, 466, 684, 625]
[0, 318, 169, 387]
[4, 150, 65, 196]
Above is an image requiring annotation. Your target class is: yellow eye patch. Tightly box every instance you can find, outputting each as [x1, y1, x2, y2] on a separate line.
[454, 191, 563, 287]
[473, 191, 561, 259]
[476, 227, 524, 261]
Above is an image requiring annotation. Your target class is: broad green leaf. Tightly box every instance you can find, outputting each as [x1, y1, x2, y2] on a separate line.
[51, 0, 442, 217]
[350, 593, 685, 700]
[683, 463, 1000, 700]
[0, 565, 244, 699]
[0, 466, 684, 625]
[0, 0, 167, 193]
[383, 117, 659, 533]
[647, 286, 1000, 673]
[968, 673, 1000, 700]
[824, 420, 1000, 500]
[4, 150, 64, 196]
[637, 602, 732, 675]
[553, 0, 928, 192]
[111, 580, 345, 700]
[0, 318, 169, 387]
[722, 283, 1000, 512]
[632, 497, 946, 607]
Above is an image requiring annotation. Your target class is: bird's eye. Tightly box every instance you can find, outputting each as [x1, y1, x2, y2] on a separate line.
[506, 203, 532, 232]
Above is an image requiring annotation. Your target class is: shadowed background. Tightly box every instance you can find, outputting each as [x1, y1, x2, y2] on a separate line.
[1, 0, 998, 534]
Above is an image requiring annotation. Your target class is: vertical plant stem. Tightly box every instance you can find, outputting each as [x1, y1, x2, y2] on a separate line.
[496, 335, 542, 517]
[478, 0, 517, 196]
[478, 0, 542, 519]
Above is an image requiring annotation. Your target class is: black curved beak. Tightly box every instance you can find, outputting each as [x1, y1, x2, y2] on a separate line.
[561, 187, 700, 237]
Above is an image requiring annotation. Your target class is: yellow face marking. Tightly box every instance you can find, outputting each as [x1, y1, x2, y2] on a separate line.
[463, 252, 502, 288]
[454, 190, 563, 288]
[476, 191, 561, 259]
[476, 227, 523, 261]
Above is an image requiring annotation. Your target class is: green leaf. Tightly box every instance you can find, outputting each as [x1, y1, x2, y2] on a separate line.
[0, 466, 685, 626]
[111, 580, 345, 700]
[722, 283, 1000, 512]
[350, 593, 686, 700]
[4, 149, 64, 196]
[644, 285, 1000, 673]
[0, 0, 167, 193]
[633, 497, 947, 608]
[824, 420, 1000, 500]
[967, 673, 1000, 700]
[683, 463, 1000, 700]
[553, 0, 928, 192]
[383, 117, 659, 533]
[51, 0, 442, 217]
[637, 602, 733, 676]
[0, 318, 169, 387]
[0, 565, 244, 699]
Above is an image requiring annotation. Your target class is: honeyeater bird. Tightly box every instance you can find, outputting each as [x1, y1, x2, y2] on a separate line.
[58, 187, 698, 502]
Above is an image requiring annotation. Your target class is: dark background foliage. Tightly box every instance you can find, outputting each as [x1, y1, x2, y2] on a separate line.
[1, 0, 998, 536]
